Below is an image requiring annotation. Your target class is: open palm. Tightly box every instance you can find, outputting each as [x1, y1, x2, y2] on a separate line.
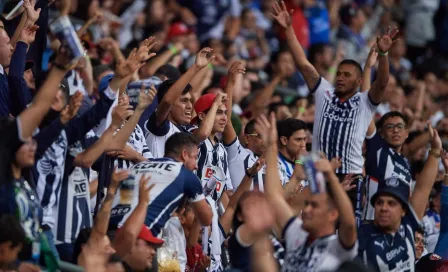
[24, 0, 41, 24]
[377, 26, 399, 52]
[270, 1, 292, 29]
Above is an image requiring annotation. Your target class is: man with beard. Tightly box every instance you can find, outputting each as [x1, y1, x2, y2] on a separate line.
[363, 111, 413, 220]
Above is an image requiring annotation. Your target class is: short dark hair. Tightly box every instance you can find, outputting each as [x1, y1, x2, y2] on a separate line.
[0, 215, 26, 248]
[164, 132, 200, 158]
[378, 111, 409, 129]
[244, 119, 257, 135]
[339, 59, 363, 77]
[309, 43, 330, 64]
[154, 64, 180, 80]
[268, 102, 288, 115]
[277, 118, 307, 139]
[415, 227, 425, 236]
[157, 80, 192, 102]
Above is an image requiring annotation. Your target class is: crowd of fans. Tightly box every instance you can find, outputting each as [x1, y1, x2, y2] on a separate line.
[1, 0, 448, 271]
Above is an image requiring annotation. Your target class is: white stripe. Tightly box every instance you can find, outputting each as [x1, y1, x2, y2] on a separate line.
[148, 193, 184, 230]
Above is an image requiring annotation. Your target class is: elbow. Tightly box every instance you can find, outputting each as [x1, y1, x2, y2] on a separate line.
[200, 209, 213, 226]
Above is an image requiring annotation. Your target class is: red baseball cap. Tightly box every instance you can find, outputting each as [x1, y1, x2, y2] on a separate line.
[138, 225, 164, 246]
[167, 22, 192, 40]
[191, 93, 217, 124]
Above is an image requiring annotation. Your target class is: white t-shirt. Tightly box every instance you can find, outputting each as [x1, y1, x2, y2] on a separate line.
[312, 77, 377, 174]
[282, 217, 358, 272]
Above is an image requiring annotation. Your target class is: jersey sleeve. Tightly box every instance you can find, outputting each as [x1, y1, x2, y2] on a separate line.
[282, 217, 308, 252]
[360, 90, 379, 114]
[225, 166, 234, 191]
[224, 137, 244, 163]
[183, 169, 206, 203]
[310, 77, 333, 97]
[145, 111, 170, 136]
[365, 129, 384, 154]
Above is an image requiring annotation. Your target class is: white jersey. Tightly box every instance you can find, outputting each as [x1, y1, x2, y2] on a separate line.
[145, 112, 196, 158]
[312, 77, 377, 174]
[282, 217, 358, 272]
[225, 137, 289, 191]
[197, 138, 233, 202]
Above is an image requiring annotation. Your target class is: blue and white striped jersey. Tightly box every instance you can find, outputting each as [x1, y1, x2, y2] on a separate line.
[115, 124, 153, 169]
[358, 208, 421, 271]
[363, 130, 412, 220]
[311, 77, 377, 174]
[112, 158, 205, 236]
[197, 138, 233, 202]
[278, 153, 294, 185]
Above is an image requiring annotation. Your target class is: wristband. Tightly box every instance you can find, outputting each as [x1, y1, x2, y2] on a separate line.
[169, 45, 178, 55]
[295, 160, 303, 165]
[298, 107, 306, 114]
[429, 149, 441, 158]
[378, 50, 389, 57]
[53, 62, 68, 71]
[328, 67, 337, 74]
[245, 169, 256, 178]
[207, 63, 214, 69]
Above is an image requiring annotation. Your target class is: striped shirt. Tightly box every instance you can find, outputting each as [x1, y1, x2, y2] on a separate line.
[115, 124, 153, 169]
[197, 138, 233, 202]
[145, 112, 196, 158]
[311, 77, 377, 174]
[278, 153, 294, 185]
[112, 158, 204, 236]
[363, 130, 412, 220]
[282, 217, 358, 271]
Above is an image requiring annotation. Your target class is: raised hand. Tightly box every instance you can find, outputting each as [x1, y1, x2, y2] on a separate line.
[314, 156, 334, 175]
[116, 37, 157, 78]
[136, 84, 157, 111]
[341, 174, 357, 191]
[228, 60, 246, 78]
[254, 113, 278, 145]
[111, 104, 134, 128]
[366, 45, 378, 68]
[117, 145, 141, 161]
[138, 175, 155, 206]
[195, 47, 215, 68]
[428, 121, 442, 150]
[243, 193, 275, 234]
[24, 0, 41, 25]
[53, 46, 79, 71]
[270, 1, 293, 29]
[109, 168, 130, 195]
[19, 24, 39, 45]
[60, 91, 83, 124]
[247, 158, 266, 176]
[213, 92, 228, 107]
[377, 26, 399, 53]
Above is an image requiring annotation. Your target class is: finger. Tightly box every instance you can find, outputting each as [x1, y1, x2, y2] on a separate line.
[386, 25, 391, 36]
[281, 1, 288, 12]
[348, 185, 356, 190]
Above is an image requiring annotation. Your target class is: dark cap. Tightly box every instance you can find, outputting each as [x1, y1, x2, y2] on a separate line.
[339, 3, 360, 26]
[415, 253, 448, 272]
[371, 177, 410, 211]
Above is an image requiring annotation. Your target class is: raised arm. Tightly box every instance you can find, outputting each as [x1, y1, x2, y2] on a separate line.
[155, 48, 214, 126]
[271, 1, 320, 90]
[89, 168, 129, 244]
[368, 27, 398, 104]
[315, 158, 357, 248]
[410, 124, 442, 219]
[193, 92, 227, 142]
[220, 159, 264, 234]
[18, 48, 73, 139]
[222, 61, 246, 144]
[114, 175, 154, 257]
[361, 46, 378, 92]
[255, 113, 295, 230]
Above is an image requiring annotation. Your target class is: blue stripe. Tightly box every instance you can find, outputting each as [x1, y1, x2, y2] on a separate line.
[197, 143, 208, 180]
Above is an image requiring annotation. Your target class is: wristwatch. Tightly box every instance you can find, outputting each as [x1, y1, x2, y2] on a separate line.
[245, 168, 256, 178]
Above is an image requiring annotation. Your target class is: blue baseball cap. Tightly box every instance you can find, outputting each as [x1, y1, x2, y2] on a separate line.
[98, 74, 115, 93]
[371, 177, 410, 211]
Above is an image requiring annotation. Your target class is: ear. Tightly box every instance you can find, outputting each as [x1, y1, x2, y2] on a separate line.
[236, 211, 244, 222]
[198, 112, 206, 121]
[280, 136, 288, 146]
[358, 78, 364, 88]
[180, 148, 188, 162]
[329, 209, 339, 223]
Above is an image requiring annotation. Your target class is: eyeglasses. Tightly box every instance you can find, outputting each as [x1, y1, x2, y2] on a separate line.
[246, 134, 261, 139]
[384, 123, 406, 131]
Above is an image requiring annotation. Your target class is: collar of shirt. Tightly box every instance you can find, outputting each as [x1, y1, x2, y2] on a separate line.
[0, 65, 4, 75]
